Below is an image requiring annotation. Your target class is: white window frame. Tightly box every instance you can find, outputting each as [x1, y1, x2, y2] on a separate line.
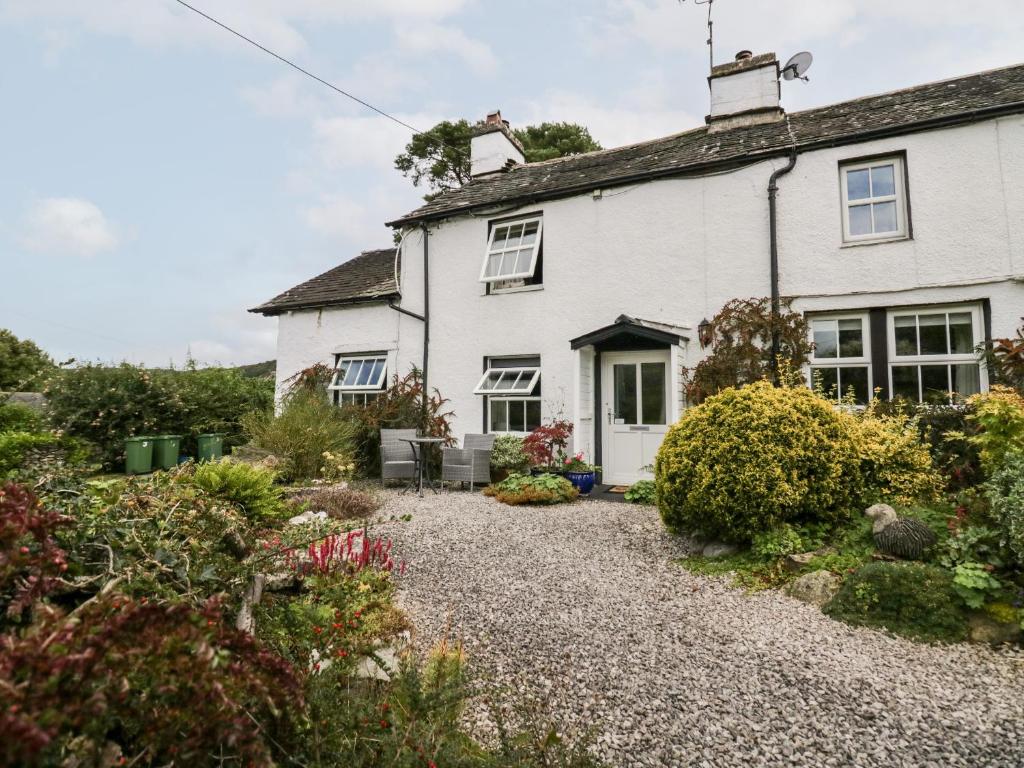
[474, 366, 540, 396]
[840, 155, 908, 243]
[886, 303, 987, 403]
[479, 216, 543, 284]
[328, 355, 388, 392]
[339, 391, 381, 407]
[808, 313, 873, 403]
[487, 397, 543, 435]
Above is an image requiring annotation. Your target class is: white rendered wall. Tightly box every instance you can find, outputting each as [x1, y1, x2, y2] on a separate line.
[710, 65, 780, 118]
[470, 130, 526, 176]
[274, 114, 1024, 452]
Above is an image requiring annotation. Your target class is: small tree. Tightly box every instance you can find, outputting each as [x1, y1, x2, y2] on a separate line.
[683, 297, 813, 404]
[0, 330, 54, 392]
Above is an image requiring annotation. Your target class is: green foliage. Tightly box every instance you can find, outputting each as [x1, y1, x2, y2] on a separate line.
[0, 402, 43, 432]
[914, 403, 983, 489]
[0, 432, 88, 478]
[490, 434, 531, 472]
[45, 362, 273, 468]
[951, 561, 1002, 609]
[751, 523, 805, 559]
[512, 122, 602, 162]
[940, 523, 1004, 570]
[987, 450, 1024, 566]
[656, 382, 863, 543]
[682, 298, 813, 404]
[825, 561, 967, 642]
[484, 473, 579, 506]
[0, 329, 54, 392]
[345, 368, 454, 477]
[623, 479, 657, 505]
[849, 405, 943, 507]
[987, 318, 1024, 391]
[189, 459, 285, 522]
[242, 387, 358, 482]
[965, 386, 1024, 472]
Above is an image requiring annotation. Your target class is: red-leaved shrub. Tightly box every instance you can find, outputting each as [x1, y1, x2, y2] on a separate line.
[0, 483, 70, 621]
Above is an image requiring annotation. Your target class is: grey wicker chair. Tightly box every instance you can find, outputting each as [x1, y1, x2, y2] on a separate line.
[380, 429, 417, 488]
[441, 433, 496, 491]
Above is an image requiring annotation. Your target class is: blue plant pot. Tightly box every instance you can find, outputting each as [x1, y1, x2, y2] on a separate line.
[565, 471, 596, 495]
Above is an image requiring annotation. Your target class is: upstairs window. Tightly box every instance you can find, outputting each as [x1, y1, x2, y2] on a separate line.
[480, 217, 542, 285]
[474, 365, 540, 395]
[888, 305, 984, 403]
[840, 156, 908, 243]
[329, 355, 387, 406]
[809, 314, 871, 404]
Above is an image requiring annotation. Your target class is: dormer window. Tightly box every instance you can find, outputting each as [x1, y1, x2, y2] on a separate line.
[840, 155, 909, 243]
[480, 216, 542, 286]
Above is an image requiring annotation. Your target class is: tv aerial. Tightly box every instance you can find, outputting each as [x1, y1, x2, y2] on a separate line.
[678, 0, 716, 74]
[781, 51, 813, 82]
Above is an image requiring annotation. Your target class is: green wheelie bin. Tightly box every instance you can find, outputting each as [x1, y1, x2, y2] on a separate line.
[124, 436, 154, 474]
[196, 433, 225, 462]
[151, 435, 183, 470]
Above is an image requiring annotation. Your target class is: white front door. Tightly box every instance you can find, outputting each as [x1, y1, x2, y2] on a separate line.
[600, 350, 671, 485]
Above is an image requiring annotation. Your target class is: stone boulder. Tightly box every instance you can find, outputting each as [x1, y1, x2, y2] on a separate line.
[702, 542, 740, 559]
[787, 570, 841, 606]
[968, 614, 1022, 646]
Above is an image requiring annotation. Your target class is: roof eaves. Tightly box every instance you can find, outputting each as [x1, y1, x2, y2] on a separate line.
[248, 292, 399, 317]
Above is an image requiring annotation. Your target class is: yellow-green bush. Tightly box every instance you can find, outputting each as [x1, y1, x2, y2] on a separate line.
[655, 382, 863, 542]
[965, 386, 1024, 472]
[847, 407, 942, 507]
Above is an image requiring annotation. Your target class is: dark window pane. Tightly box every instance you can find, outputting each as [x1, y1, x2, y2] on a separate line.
[490, 400, 508, 432]
[952, 364, 981, 397]
[948, 313, 974, 354]
[919, 314, 948, 355]
[342, 360, 363, 386]
[614, 364, 637, 425]
[842, 366, 870, 405]
[847, 169, 870, 200]
[849, 204, 872, 235]
[871, 164, 895, 196]
[813, 367, 839, 400]
[641, 362, 667, 425]
[893, 316, 917, 356]
[509, 401, 526, 432]
[526, 400, 541, 431]
[921, 365, 951, 403]
[892, 366, 919, 401]
[838, 319, 864, 358]
[814, 324, 838, 358]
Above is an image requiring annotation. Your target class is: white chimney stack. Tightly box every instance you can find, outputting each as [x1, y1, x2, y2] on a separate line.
[470, 110, 526, 176]
[707, 51, 784, 132]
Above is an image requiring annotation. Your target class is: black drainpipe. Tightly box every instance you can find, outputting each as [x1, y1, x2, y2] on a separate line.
[386, 224, 430, 430]
[768, 148, 797, 385]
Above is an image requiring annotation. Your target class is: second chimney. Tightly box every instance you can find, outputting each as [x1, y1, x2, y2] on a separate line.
[470, 110, 526, 176]
[707, 51, 784, 132]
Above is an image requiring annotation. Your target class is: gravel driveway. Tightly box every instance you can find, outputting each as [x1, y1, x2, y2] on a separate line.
[376, 491, 1024, 768]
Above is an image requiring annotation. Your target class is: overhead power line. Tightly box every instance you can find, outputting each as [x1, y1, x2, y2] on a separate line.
[171, 0, 468, 159]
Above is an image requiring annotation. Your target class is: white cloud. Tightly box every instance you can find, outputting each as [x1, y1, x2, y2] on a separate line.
[21, 197, 119, 256]
[187, 310, 279, 365]
[312, 110, 445, 170]
[394, 21, 497, 73]
[302, 194, 371, 242]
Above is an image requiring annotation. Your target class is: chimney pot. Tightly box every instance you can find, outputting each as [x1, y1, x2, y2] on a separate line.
[485, 110, 503, 125]
[735, 50, 753, 61]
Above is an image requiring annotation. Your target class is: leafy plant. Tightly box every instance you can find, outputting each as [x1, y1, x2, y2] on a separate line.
[188, 458, 285, 522]
[951, 561, 1002, 609]
[987, 450, 1024, 567]
[656, 382, 863, 542]
[824, 561, 967, 643]
[0, 329, 54, 392]
[964, 386, 1024, 472]
[491, 434, 531, 472]
[751, 523, 805, 560]
[522, 419, 574, 467]
[988, 318, 1024, 390]
[484, 473, 579, 506]
[682, 297, 813, 404]
[623, 479, 656, 505]
[0, 402, 43, 432]
[561, 451, 598, 473]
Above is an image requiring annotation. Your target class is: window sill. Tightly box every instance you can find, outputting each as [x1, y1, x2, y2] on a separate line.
[840, 234, 911, 249]
[488, 284, 544, 295]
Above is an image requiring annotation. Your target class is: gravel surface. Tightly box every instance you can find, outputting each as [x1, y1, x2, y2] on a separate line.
[376, 491, 1024, 768]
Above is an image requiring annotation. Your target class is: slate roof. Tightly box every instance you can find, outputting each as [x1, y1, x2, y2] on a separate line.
[388, 62, 1024, 227]
[249, 248, 399, 315]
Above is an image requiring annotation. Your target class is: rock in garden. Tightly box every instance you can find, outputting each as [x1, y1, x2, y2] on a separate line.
[865, 504, 937, 560]
[784, 552, 817, 572]
[288, 509, 329, 525]
[702, 542, 739, 558]
[787, 570, 841, 606]
[968, 614, 1022, 645]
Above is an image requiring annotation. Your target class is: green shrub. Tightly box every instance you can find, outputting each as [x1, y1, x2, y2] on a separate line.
[490, 434, 530, 473]
[849, 407, 942, 507]
[824, 561, 967, 643]
[623, 479, 656, 505]
[966, 386, 1024, 472]
[0, 432, 58, 475]
[45, 363, 273, 468]
[0, 432, 88, 478]
[483, 473, 579, 506]
[987, 450, 1024, 566]
[242, 389, 357, 482]
[188, 459, 284, 522]
[951, 561, 1002, 609]
[656, 382, 863, 543]
[751, 523, 805, 559]
[0, 402, 43, 433]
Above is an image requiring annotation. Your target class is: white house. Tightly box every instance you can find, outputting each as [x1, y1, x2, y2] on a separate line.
[252, 52, 1024, 486]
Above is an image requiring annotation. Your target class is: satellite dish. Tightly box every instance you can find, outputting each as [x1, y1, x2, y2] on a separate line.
[782, 51, 813, 82]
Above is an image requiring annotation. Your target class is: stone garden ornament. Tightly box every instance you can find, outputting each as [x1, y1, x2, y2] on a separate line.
[864, 503, 937, 560]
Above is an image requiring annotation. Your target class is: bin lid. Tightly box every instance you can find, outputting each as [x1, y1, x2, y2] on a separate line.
[125, 436, 153, 443]
[197, 433, 225, 438]
[153, 434, 183, 439]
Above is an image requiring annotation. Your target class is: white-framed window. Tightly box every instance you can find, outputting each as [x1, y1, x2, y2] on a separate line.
[339, 391, 381, 407]
[329, 355, 388, 393]
[480, 217, 542, 284]
[840, 156, 908, 243]
[478, 356, 542, 434]
[887, 304, 985, 403]
[809, 313, 872, 404]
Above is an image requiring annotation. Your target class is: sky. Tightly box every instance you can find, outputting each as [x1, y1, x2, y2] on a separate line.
[2, 0, 1022, 367]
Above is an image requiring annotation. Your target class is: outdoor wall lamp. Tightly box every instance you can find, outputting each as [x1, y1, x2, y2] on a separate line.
[698, 317, 714, 349]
